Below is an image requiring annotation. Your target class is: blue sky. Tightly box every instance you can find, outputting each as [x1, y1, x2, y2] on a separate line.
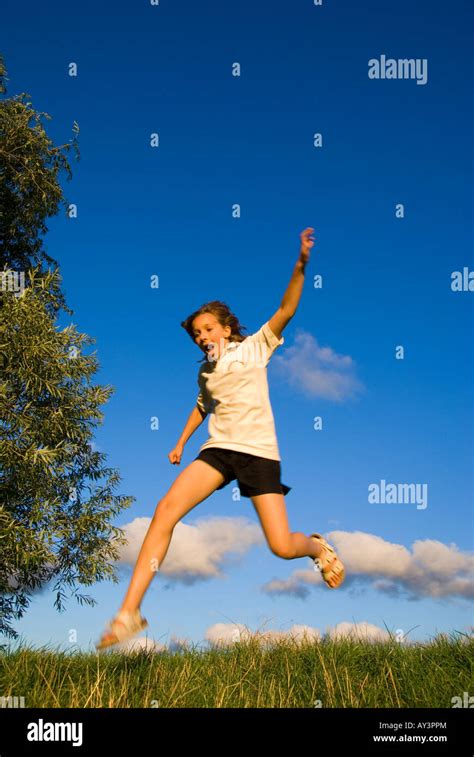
[2, 0, 473, 652]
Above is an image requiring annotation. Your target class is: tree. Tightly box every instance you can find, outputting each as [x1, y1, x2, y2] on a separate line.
[0, 57, 135, 640]
[0, 52, 79, 318]
[0, 269, 135, 640]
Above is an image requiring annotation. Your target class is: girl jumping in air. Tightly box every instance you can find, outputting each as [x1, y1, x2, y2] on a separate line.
[96, 227, 345, 650]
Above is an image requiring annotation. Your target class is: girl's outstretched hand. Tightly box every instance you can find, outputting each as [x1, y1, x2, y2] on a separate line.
[299, 227, 315, 264]
[168, 443, 184, 464]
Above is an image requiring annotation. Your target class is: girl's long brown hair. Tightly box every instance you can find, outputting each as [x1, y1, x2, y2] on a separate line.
[181, 300, 248, 363]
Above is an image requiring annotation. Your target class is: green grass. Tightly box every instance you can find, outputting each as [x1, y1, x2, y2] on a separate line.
[0, 631, 472, 708]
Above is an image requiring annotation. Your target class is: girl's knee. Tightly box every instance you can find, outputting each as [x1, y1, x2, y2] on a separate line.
[153, 498, 177, 528]
[270, 541, 294, 560]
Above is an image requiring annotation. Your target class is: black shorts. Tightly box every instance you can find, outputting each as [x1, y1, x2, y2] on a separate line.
[194, 447, 292, 498]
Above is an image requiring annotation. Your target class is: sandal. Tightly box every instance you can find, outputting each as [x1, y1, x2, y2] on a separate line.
[95, 609, 148, 650]
[310, 533, 345, 589]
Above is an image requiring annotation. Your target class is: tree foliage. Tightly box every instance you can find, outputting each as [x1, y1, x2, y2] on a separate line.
[0, 52, 79, 317]
[0, 56, 135, 640]
[0, 270, 135, 639]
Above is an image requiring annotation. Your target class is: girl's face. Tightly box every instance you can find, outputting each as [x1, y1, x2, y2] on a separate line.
[192, 312, 231, 361]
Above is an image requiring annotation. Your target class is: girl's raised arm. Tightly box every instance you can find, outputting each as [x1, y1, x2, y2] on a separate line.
[268, 227, 315, 340]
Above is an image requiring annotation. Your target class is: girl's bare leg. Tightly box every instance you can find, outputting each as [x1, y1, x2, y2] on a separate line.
[250, 492, 325, 560]
[249, 492, 345, 589]
[114, 460, 225, 617]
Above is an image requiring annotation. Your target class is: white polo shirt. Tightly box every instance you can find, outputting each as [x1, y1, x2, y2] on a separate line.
[196, 321, 284, 460]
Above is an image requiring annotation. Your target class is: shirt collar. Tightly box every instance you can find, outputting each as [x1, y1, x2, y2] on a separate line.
[206, 339, 239, 365]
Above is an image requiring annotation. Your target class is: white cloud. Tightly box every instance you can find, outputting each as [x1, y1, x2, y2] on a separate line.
[115, 517, 472, 601]
[205, 621, 397, 647]
[117, 516, 264, 583]
[262, 531, 474, 600]
[205, 622, 321, 648]
[272, 329, 364, 402]
[327, 621, 390, 642]
[110, 635, 167, 654]
[109, 633, 194, 655]
[98, 621, 395, 654]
